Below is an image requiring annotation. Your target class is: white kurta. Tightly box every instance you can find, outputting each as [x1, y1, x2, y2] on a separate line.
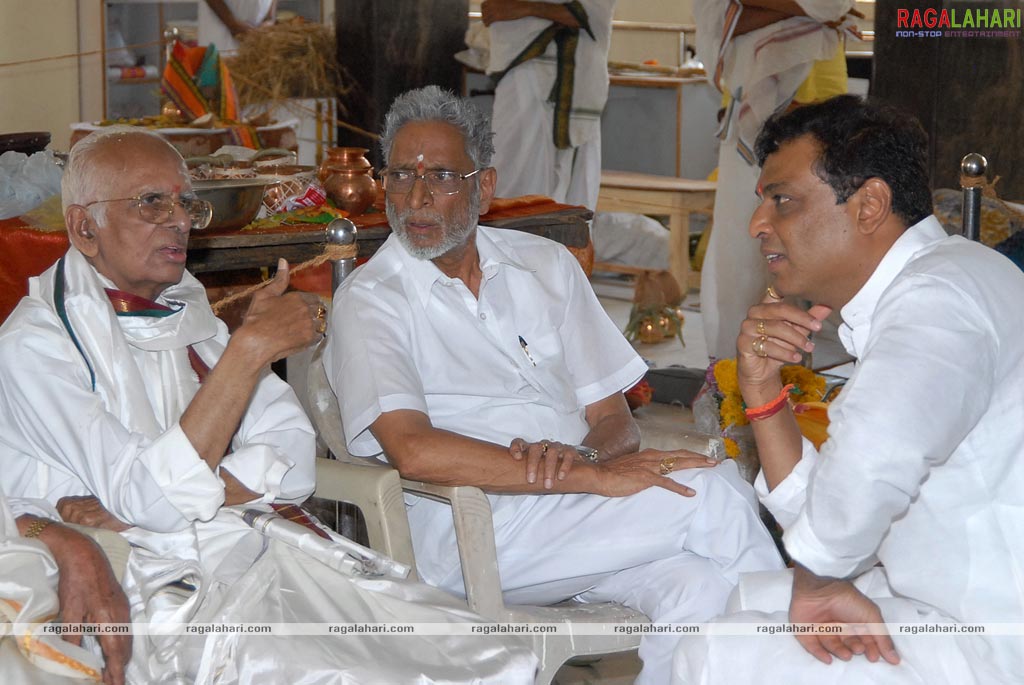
[327, 227, 785, 684]
[196, 0, 275, 53]
[675, 217, 1024, 683]
[0, 249, 538, 684]
[488, 0, 616, 210]
[694, 0, 851, 359]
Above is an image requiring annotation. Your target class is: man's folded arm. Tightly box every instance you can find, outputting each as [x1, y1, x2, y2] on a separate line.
[369, 408, 607, 494]
[218, 366, 317, 504]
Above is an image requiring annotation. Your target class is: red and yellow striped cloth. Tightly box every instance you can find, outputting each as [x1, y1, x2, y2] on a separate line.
[162, 40, 260, 149]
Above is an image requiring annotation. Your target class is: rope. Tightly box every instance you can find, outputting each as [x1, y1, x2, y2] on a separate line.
[210, 242, 356, 314]
[958, 174, 1024, 226]
[1, 38, 379, 144]
[0, 40, 164, 69]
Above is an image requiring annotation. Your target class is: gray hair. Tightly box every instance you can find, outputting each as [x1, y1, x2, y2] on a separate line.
[62, 126, 186, 214]
[379, 86, 495, 168]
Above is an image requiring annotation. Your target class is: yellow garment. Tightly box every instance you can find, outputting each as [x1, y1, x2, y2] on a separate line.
[793, 39, 848, 104]
[793, 402, 831, 449]
[719, 38, 848, 109]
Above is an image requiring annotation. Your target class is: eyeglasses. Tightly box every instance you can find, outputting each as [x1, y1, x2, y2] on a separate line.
[85, 192, 214, 231]
[379, 168, 482, 196]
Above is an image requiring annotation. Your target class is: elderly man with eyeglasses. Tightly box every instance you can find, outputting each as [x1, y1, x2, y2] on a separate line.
[0, 127, 540, 683]
[326, 86, 785, 684]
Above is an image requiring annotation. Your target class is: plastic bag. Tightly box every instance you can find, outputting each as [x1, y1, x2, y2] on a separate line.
[0, 151, 63, 220]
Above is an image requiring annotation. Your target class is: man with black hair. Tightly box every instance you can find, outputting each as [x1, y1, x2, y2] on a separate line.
[675, 94, 1024, 684]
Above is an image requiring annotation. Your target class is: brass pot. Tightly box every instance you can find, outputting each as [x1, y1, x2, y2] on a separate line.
[317, 147, 378, 216]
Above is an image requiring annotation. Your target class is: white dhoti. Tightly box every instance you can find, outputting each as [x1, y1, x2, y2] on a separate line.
[700, 128, 766, 359]
[409, 460, 785, 685]
[674, 568, 1022, 685]
[123, 508, 539, 684]
[491, 61, 602, 210]
[486, 0, 614, 212]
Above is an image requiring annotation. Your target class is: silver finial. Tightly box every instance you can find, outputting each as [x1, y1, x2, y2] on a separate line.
[961, 153, 987, 178]
[326, 217, 357, 245]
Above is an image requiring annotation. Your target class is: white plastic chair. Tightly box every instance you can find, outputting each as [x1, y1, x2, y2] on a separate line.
[308, 345, 727, 684]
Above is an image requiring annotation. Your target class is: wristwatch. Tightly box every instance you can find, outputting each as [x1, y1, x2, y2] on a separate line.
[574, 445, 601, 463]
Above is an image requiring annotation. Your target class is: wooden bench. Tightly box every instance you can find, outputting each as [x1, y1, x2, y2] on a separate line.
[597, 171, 716, 291]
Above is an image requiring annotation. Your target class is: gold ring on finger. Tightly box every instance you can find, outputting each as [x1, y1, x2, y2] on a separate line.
[317, 319, 327, 335]
[756, 319, 767, 336]
[752, 335, 768, 357]
[766, 285, 781, 300]
[315, 304, 326, 320]
[659, 456, 677, 475]
[541, 441, 549, 455]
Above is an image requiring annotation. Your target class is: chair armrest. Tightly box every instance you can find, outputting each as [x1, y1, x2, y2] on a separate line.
[315, 457, 418, 575]
[399, 479, 508, 620]
[65, 523, 130, 584]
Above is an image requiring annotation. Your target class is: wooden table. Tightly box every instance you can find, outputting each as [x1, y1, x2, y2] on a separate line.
[597, 171, 716, 291]
[186, 200, 592, 274]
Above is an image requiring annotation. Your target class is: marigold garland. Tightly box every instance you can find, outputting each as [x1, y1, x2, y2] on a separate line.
[704, 359, 834, 458]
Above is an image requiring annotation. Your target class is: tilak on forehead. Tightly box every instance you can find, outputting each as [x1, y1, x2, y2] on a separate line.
[415, 153, 424, 174]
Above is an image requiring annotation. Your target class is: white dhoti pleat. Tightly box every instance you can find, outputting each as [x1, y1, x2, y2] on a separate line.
[700, 129, 766, 361]
[491, 62, 602, 211]
[124, 515, 538, 684]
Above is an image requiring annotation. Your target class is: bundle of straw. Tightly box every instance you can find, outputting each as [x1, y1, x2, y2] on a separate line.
[229, 20, 346, 109]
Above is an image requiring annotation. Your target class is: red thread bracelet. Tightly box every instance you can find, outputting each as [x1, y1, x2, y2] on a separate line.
[745, 384, 794, 421]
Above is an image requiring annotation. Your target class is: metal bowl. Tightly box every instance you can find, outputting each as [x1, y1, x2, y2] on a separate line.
[192, 177, 272, 230]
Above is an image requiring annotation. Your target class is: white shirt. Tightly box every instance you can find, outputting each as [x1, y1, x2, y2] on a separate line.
[326, 226, 648, 458]
[756, 217, 1024, 633]
[197, 0, 275, 53]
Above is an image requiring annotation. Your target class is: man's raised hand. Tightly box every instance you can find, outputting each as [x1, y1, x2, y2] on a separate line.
[237, 259, 325, 365]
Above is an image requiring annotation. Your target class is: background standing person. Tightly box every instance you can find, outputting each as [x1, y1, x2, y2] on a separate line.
[694, 0, 854, 360]
[482, 0, 616, 210]
[198, 0, 277, 52]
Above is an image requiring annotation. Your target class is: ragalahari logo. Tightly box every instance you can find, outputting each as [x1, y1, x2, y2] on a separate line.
[895, 7, 1022, 38]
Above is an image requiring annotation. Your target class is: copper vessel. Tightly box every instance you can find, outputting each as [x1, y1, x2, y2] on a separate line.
[318, 147, 378, 216]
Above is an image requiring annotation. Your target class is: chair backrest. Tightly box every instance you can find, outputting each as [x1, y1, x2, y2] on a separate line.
[307, 344, 419, 573]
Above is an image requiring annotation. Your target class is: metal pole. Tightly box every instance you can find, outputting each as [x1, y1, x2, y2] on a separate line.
[326, 218, 358, 293]
[960, 153, 987, 242]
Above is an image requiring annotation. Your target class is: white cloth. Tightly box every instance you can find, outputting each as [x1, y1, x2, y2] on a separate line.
[699, 123, 766, 359]
[0, 491, 103, 683]
[694, 0, 851, 359]
[488, 0, 615, 210]
[197, 0, 274, 53]
[327, 226, 785, 684]
[675, 216, 1024, 683]
[0, 249, 538, 684]
[591, 211, 671, 271]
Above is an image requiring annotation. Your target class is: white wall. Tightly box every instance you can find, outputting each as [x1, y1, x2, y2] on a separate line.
[0, 0, 103, 150]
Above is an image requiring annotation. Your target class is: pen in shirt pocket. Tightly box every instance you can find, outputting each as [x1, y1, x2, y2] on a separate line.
[518, 336, 537, 366]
